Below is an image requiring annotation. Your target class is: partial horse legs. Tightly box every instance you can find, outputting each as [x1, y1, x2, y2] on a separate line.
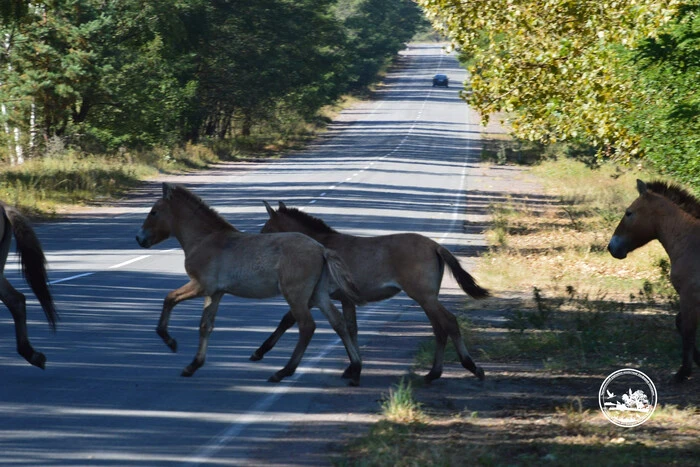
[674, 309, 700, 382]
[267, 305, 316, 383]
[267, 286, 362, 385]
[251, 298, 362, 381]
[157, 280, 203, 352]
[250, 310, 296, 361]
[412, 295, 484, 383]
[0, 276, 46, 369]
[250, 295, 483, 383]
[182, 292, 223, 377]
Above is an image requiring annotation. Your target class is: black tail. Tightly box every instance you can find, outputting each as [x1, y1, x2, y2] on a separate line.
[5, 208, 58, 331]
[437, 246, 490, 299]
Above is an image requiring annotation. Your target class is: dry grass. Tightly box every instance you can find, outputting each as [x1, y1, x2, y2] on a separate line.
[340, 156, 700, 466]
[478, 157, 670, 299]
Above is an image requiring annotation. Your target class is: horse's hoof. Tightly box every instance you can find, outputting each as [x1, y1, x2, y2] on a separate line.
[348, 378, 360, 387]
[167, 339, 178, 353]
[424, 370, 441, 383]
[30, 352, 47, 370]
[341, 365, 353, 379]
[475, 366, 485, 381]
[268, 374, 282, 383]
[672, 372, 689, 384]
[250, 351, 263, 362]
[181, 367, 195, 377]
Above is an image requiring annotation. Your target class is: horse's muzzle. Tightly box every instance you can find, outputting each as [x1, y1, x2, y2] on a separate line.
[136, 229, 151, 248]
[607, 236, 628, 259]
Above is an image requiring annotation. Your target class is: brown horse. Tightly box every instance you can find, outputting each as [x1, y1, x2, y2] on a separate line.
[136, 183, 364, 385]
[608, 179, 700, 382]
[256, 201, 490, 382]
[0, 203, 57, 368]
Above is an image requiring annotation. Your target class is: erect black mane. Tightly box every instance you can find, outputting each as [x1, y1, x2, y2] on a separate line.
[278, 205, 338, 234]
[646, 180, 700, 219]
[170, 185, 236, 231]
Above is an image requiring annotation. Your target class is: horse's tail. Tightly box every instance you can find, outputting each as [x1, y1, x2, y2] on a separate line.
[4, 207, 58, 331]
[437, 245, 490, 299]
[322, 249, 365, 306]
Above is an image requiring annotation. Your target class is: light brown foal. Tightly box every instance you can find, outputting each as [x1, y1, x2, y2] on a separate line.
[136, 184, 363, 385]
[256, 201, 490, 383]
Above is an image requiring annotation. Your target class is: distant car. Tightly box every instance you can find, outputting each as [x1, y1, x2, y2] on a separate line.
[432, 74, 449, 87]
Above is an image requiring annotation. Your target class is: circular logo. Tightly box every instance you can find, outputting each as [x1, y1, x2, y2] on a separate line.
[599, 368, 657, 427]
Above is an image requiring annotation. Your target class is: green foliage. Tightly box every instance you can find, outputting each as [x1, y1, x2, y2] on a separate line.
[417, 0, 700, 190]
[418, 0, 678, 155]
[0, 0, 424, 159]
[623, 3, 700, 188]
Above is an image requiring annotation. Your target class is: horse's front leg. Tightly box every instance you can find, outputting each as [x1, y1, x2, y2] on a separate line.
[250, 310, 296, 361]
[340, 299, 359, 379]
[0, 277, 45, 369]
[674, 305, 698, 383]
[182, 292, 223, 377]
[158, 280, 203, 352]
[676, 311, 700, 367]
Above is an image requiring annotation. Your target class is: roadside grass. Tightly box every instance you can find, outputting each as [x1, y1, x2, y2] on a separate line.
[380, 378, 425, 424]
[0, 142, 222, 215]
[340, 155, 700, 465]
[0, 96, 360, 216]
[341, 404, 700, 466]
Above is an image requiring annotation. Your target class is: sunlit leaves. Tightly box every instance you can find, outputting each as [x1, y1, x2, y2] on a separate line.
[417, 0, 680, 157]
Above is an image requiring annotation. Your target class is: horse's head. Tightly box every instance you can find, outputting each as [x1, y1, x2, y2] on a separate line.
[260, 201, 284, 234]
[136, 183, 176, 248]
[608, 179, 660, 259]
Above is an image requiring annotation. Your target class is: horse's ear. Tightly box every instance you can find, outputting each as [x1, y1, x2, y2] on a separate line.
[162, 182, 175, 199]
[636, 179, 648, 196]
[262, 200, 276, 218]
[278, 201, 287, 211]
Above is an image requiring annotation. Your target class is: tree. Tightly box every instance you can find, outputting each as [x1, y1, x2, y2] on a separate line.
[417, 0, 679, 157]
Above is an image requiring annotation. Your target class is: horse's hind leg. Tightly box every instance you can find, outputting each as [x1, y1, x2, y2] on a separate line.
[158, 280, 203, 352]
[182, 292, 223, 377]
[0, 277, 46, 369]
[340, 299, 359, 379]
[415, 295, 484, 382]
[268, 304, 316, 383]
[250, 310, 296, 361]
[317, 297, 362, 386]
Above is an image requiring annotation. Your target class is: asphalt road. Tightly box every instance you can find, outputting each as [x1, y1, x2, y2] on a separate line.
[0, 44, 489, 466]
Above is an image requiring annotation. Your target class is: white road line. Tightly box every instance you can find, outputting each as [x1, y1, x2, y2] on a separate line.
[108, 255, 151, 269]
[49, 272, 95, 285]
[48, 249, 178, 285]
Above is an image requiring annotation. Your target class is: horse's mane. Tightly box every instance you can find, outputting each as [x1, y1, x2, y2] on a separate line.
[278, 205, 338, 234]
[169, 185, 237, 231]
[646, 180, 700, 218]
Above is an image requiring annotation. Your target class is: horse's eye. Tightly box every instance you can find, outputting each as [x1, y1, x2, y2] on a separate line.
[150, 210, 158, 217]
[625, 210, 632, 217]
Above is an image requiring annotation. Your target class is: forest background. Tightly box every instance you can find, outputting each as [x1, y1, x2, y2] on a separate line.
[2, 0, 700, 211]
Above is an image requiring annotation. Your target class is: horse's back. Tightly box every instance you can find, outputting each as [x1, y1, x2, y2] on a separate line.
[325, 232, 442, 298]
[186, 230, 325, 298]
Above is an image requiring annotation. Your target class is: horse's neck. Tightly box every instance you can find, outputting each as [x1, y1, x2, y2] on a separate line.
[172, 206, 236, 253]
[655, 203, 698, 262]
[298, 226, 336, 244]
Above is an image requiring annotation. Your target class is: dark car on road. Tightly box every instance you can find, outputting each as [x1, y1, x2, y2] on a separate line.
[432, 74, 449, 87]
